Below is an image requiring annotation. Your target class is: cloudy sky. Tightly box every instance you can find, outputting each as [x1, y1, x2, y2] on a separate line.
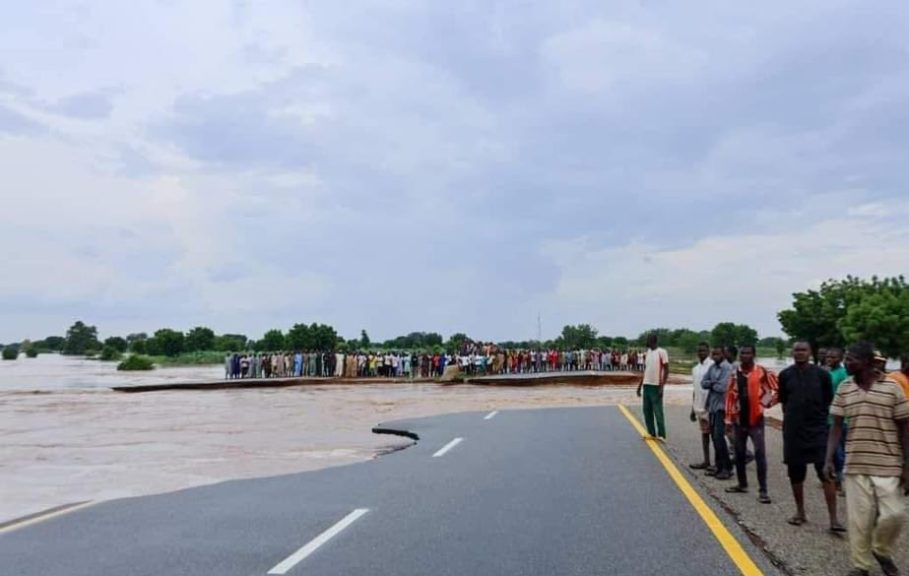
[2, 1, 908, 344]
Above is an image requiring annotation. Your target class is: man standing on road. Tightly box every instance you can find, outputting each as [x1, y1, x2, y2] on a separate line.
[885, 353, 909, 398]
[826, 348, 849, 491]
[724, 345, 778, 503]
[778, 341, 844, 531]
[689, 342, 714, 470]
[701, 346, 734, 480]
[825, 342, 909, 576]
[636, 334, 670, 440]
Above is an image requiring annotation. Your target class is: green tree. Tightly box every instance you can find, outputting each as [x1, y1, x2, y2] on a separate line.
[446, 333, 471, 353]
[758, 336, 787, 358]
[40, 336, 65, 351]
[360, 329, 371, 349]
[127, 333, 148, 353]
[309, 323, 339, 351]
[258, 329, 286, 351]
[104, 336, 128, 353]
[152, 329, 185, 357]
[612, 336, 629, 349]
[130, 339, 148, 355]
[560, 324, 598, 349]
[100, 345, 123, 361]
[637, 328, 674, 347]
[144, 337, 162, 356]
[423, 332, 443, 348]
[382, 331, 444, 351]
[778, 278, 858, 357]
[286, 323, 312, 350]
[674, 330, 703, 354]
[126, 332, 148, 344]
[710, 323, 758, 348]
[838, 276, 909, 358]
[215, 334, 248, 352]
[63, 321, 101, 356]
[185, 327, 215, 352]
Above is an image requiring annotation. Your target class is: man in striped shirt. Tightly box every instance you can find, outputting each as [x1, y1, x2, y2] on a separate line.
[825, 342, 909, 576]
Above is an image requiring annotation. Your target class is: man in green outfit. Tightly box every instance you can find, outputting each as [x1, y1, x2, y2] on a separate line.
[636, 334, 670, 440]
[827, 348, 849, 491]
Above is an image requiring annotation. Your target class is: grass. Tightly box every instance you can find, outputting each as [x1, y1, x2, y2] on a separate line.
[147, 351, 226, 366]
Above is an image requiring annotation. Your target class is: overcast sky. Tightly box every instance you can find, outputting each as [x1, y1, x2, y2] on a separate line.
[2, 1, 908, 343]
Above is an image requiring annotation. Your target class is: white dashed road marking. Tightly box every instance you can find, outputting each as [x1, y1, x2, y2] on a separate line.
[267, 508, 370, 575]
[432, 437, 464, 458]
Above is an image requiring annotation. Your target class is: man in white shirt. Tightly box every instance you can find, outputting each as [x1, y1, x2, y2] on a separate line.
[689, 342, 714, 469]
[636, 334, 670, 440]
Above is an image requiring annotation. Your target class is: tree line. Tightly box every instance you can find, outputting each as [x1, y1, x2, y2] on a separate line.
[778, 275, 909, 359]
[4, 275, 906, 361]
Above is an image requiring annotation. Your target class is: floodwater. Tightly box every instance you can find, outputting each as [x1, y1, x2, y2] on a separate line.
[0, 353, 223, 390]
[0, 355, 691, 525]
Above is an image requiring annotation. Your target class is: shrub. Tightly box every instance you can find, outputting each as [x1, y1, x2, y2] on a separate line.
[100, 345, 123, 362]
[25, 347, 39, 358]
[2, 347, 19, 360]
[117, 355, 155, 371]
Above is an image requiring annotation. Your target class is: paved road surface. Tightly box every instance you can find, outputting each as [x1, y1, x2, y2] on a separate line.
[0, 407, 778, 575]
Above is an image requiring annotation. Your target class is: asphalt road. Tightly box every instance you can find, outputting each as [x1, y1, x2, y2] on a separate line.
[0, 406, 779, 575]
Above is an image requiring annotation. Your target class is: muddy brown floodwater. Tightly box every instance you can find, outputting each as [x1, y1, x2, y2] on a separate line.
[0, 382, 692, 524]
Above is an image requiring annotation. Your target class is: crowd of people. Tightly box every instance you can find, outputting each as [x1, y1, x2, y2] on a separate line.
[638, 333, 909, 576]
[223, 346, 652, 380]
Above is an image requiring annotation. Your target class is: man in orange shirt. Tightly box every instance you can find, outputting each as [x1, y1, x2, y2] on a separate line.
[724, 344, 778, 503]
[887, 353, 909, 398]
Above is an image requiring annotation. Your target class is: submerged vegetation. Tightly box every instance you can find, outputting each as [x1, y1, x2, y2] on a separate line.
[117, 355, 155, 371]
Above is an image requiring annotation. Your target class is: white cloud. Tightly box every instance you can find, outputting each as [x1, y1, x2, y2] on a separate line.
[541, 204, 909, 337]
[541, 19, 707, 93]
[2, 0, 909, 343]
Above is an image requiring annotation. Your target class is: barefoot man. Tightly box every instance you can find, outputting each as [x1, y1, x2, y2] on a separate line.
[778, 341, 844, 532]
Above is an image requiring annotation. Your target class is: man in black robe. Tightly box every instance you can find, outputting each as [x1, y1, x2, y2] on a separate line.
[778, 340, 845, 532]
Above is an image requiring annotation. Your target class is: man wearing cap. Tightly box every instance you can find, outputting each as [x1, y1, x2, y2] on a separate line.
[826, 342, 909, 576]
[884, 353, 909, 398]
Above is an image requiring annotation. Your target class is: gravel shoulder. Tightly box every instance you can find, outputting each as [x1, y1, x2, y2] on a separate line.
[643, 404, 909, 576]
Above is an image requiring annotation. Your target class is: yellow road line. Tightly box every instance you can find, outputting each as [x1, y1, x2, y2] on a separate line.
[0, 501, 96, 535]
[617, 404, 763, 576]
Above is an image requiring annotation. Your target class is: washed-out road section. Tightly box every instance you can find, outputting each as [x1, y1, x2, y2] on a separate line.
[0, 406, 777, 575]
